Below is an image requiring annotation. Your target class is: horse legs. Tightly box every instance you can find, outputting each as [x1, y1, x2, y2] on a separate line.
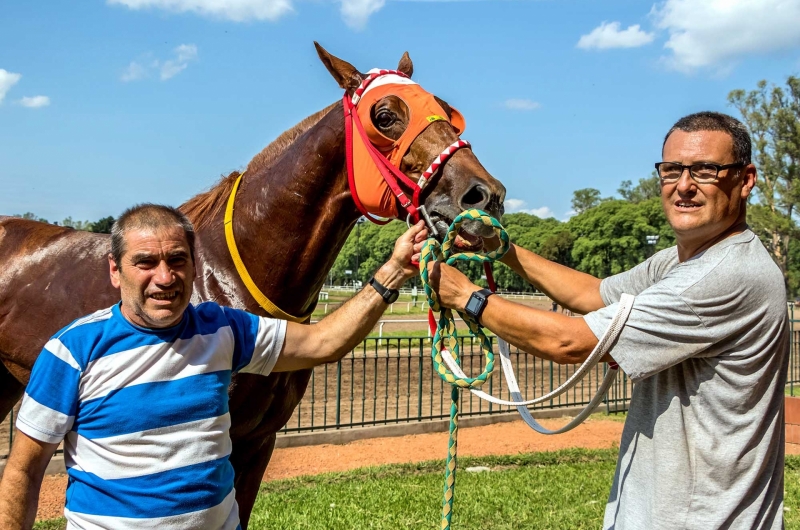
[230, 433, 277, 530]
[0, 360, 24, 423]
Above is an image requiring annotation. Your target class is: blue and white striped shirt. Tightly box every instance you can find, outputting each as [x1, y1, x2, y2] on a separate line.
[16, 302, 286, 530]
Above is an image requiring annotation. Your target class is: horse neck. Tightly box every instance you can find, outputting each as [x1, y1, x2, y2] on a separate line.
[196, 103, 361, 317]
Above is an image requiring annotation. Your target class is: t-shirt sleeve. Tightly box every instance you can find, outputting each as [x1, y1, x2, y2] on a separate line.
[223, 307, 287, 376]
[16, 338, 82, 444]
[583, 280, 718, 383]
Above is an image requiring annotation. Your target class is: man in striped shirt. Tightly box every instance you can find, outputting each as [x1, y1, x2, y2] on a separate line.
[0, 204, 427, 530]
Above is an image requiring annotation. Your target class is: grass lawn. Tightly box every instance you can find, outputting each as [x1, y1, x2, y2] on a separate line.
[788, 385, 800, 397]
[34, 449, 800, 530]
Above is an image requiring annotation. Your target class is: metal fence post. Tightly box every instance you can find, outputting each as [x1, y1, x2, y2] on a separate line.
[488, 337, 493, 414]
[335, 360, 342, 429]
[417, 339, 424, 420]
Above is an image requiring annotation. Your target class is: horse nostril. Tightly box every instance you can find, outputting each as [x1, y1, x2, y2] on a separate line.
[460, 184, 489, 210]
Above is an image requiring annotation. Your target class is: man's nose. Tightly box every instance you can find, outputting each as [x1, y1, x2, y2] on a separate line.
[676, 167, 696, 193]
[153, 261, 175, 284]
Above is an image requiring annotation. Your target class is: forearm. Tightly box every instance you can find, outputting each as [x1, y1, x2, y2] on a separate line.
[313, 264, 407, 361]
[0, 461, 44, 530]
[479, 296, 598, 364]
[500, 244, 604, 314]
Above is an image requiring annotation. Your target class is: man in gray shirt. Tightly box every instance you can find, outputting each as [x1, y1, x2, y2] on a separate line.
[427, 111, 788, 528]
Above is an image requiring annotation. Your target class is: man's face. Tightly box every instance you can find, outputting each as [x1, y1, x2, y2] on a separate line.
[109, 226, 195, 329]
[661, 129, 755, 246]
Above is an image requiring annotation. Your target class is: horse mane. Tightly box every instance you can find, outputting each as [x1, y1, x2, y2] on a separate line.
[180, 102, 338, 230]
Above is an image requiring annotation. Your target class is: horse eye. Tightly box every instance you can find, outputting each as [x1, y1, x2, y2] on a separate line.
[375, 111, 395, 129]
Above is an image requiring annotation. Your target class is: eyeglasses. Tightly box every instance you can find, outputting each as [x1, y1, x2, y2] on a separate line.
[654, 162, 744, 183]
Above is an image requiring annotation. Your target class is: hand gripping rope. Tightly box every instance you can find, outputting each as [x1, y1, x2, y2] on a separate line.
[419, 209, 634, 529]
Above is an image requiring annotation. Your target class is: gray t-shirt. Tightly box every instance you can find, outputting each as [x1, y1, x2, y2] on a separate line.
[584, 229, 789, 530]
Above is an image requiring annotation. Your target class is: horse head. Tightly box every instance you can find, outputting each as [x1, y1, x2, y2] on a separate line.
[315, 43, 506, 251]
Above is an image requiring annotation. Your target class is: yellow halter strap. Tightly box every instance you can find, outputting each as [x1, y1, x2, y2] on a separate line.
[223, 172, 310, 323]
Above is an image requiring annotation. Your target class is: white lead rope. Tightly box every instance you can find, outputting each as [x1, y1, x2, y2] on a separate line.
[441, 293, 635, 434]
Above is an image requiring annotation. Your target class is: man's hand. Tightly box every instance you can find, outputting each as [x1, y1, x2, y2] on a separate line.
[426, 261, 480, 312]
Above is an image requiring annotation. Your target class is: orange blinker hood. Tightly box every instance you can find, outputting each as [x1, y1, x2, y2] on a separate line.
[348, 77, 466, 220]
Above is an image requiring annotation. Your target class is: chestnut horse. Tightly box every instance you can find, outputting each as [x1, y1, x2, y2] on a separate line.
[0, 44, 505, 527]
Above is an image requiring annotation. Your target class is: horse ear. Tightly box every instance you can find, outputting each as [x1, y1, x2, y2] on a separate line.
[397, 52, 413, 78]
[314, 42, 363, 93]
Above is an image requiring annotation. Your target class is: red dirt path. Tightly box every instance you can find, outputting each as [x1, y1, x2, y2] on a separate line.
[35, 417, 800, 521]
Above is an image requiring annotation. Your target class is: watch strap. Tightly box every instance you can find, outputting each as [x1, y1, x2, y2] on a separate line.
[368, 276, 399, 304]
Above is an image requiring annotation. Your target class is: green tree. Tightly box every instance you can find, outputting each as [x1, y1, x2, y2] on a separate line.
[568, 198, 673, 278]
[492, 213, 574, 291]
[62, 217, 94, 231]
[729, 77, 800, 290]
[13, 212, 49, 223]
[90, 216, 115, 234]
[571, 188, 602, 214]
[618, 172, 661, 203]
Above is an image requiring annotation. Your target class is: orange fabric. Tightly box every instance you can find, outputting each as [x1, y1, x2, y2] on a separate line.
[351, 82, 466, 219]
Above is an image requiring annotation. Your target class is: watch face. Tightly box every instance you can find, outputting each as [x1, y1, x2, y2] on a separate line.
[387, 291, 400, 304]
[465, 295, 483, 315]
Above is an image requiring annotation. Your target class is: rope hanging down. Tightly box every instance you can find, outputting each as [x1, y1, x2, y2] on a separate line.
[418, 209, 509, 530]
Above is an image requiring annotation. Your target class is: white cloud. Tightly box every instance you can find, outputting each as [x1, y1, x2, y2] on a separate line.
[109, 0, 389, 29]
[653, 0, 800, 72]
[577, 21, 655, 50]
[505, 199, 554, 219]
[504, 99, 540, 111]
[19, 96, 50, 108]
[121, 45, 198, 82]
[341, 0, 385, 29]
[108, 0, 292, 22]
[0, 69, 22, 104]
[121, 61, 148, 82]
[160, 44, 198, 80]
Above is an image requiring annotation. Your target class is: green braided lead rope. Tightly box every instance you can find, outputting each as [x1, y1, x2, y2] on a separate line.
[418, 208, 510, 530]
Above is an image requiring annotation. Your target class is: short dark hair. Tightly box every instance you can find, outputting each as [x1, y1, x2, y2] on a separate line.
[110, 204, 196, 265]
[663, 111, 752, 165]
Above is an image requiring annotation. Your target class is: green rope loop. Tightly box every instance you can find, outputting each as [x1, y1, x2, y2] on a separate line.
[418, 208, 509, 530]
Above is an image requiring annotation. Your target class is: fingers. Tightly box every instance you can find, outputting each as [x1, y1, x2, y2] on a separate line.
[405, 220, 426, 241]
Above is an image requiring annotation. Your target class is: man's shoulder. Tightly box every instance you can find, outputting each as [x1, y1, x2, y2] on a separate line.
[57, 306, 115, 337]
[190, 301, 259, 333]
[665, 231, 785, 305]
[48, 306, 119, 369]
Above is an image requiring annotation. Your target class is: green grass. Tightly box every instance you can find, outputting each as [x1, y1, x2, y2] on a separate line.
[248, 449, 800, 530]
[34, 449, 800, 530]
[788, 385, 800, 397]
[33, 519, 66, 530]
[249, 449, 618, 530]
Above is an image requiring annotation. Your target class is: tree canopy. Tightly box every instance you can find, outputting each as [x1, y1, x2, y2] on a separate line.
[729, 76, 800, 293]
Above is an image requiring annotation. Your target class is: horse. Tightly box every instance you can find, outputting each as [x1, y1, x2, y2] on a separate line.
[0, 43, 505, 527]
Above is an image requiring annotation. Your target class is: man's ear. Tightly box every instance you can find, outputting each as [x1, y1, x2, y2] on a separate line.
[109, 254, 121, 289]
[741, 164, 757, 200]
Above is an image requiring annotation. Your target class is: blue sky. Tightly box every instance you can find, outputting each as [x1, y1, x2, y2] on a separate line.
[2, 0, 800, 223]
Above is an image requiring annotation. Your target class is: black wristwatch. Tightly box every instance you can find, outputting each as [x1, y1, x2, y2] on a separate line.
[464, 289, 494, 320]
[368, 276, 400, 304]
